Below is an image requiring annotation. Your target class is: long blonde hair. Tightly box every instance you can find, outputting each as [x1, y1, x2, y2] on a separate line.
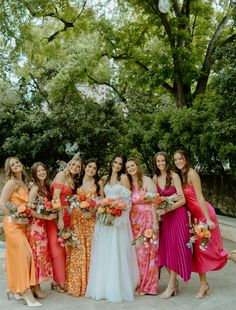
[4, 157, 28, 186]
[64, 157, 83, 189]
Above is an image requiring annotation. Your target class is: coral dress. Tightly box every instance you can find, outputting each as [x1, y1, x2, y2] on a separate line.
[130, 184, 159, 295]
[3, 187, 36, 293]
[26, 191, 53, 284]
[184, 184, 228, 273]
[86, 184, 139, 302]
[65, 188, 96, 296]
[157, 186, 192, 281]
[47, 183, 73, 285]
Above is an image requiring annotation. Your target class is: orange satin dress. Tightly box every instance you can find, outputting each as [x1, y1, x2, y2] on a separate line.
[3, 187, 36, 293]
[65, 188, 96, 296]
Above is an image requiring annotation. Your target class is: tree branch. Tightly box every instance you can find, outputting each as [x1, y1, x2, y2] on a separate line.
[194, 12, 231, 97]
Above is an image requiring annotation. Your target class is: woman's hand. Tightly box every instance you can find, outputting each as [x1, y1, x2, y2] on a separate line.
[57, 217, 64, 230]
[156, 209, 166, 216]
[46, 213, 57, 220]
[153, 223, 159, 232]
[13, 217, 29, 225]
[206, 219, 216, 230]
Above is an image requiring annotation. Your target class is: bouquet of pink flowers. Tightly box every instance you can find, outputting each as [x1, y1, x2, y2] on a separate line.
[132, 229, 158, 247]
[57, 227, 80, 248]
[96, 197, 126, 226]
[5, 201, 32, 223]
[187, 219, 211, 251]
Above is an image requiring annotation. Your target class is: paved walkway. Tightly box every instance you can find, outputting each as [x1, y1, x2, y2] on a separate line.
[0, 239, 236, 310]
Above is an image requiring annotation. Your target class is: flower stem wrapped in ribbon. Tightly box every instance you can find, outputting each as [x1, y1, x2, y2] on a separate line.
[132, 229, 158, 247]
[187, 219, 211, 251]
[96, 197, 126, 226]
[57, 227, 80, 248]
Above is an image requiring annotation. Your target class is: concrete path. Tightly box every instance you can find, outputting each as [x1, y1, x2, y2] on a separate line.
[0, 239, 236, 310]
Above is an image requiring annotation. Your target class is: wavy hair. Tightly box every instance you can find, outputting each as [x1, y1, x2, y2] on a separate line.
[31, 162, 51, 199]
[173, 150, 190, 185]
[153, 151, 172, 188]
[64, 157, 84, 190]
[4, 157, 28, 184]
[104, 154, 127, 185]
[126, 157, 144, 189]
[78, 158, 100, 194]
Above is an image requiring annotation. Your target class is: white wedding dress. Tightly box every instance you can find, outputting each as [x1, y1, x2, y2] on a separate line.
[86, 183, 140, 302]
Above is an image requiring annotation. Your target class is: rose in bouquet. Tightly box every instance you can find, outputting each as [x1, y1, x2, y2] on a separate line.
[153, 195, 174, 221]
[5, 201, 32, 223]
[187, 219, 211, 251]
[96, 197, 126, 226]
[67, 191, 98, 216]
[32, 196, 62, 215]
[139, 191, 157, 203]
[132, 229, 158, 247]
[57, 227, 80, 248]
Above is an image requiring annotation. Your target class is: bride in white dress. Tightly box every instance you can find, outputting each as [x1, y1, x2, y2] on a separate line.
[86, 155, 140, 302]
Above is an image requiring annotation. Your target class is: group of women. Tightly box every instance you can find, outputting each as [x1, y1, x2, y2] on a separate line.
[0, 151, 236, 307]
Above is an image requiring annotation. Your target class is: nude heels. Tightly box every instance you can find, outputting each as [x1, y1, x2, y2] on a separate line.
[160, 285, 178, 299]
[21, 289, 42, 307]
[6, 290, 23, 300]
[195, 283, 210, 299]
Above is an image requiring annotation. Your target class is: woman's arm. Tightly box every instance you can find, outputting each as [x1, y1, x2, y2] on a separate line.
[52, 171, 65, 229]
[98, 179, 105, 198]
[165, 172, 186, 211]
[188, 168, 216, 229]
[0, 180, 17, 215]
[120, 174, 130, 190]
[144, 176, 159, 231]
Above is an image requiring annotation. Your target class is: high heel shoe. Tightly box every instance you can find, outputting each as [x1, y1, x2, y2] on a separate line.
[22, 290, 42, 307]
[228, 250, 236, 264]
[51, 283, 65, 293]
[160, 285, 178, 299]
[195, 283, 210, 299]
[6, 290, 23, 300]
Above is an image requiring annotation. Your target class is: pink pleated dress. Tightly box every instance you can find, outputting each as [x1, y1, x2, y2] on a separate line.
[157, 185, 192, 281]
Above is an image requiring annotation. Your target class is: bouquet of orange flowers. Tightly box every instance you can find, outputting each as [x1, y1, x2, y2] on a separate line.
[67, 191, 97, 216]
[5, 201, 32, 223]
[32, 196, 62, 215]
[187, 219, 211, 251]
[57, 227, 80, 248]
[152, 194, 174, 220]
[96, 197, 127, 226]
[132, 229, 158, 247]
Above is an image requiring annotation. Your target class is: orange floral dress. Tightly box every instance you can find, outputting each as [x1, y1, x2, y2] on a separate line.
[65, 188, 96, 296]
[3, 187, 36, 293]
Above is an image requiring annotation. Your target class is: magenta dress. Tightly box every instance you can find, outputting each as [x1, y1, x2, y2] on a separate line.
[184, 184, 228, 273]
[130, 184, 159, 295]
[47, 183, 73, 285]
[157, 186, 192, 282]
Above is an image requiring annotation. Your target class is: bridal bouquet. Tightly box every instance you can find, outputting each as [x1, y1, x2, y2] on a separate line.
[132, 229, 158, 248]
[187, 219, 211, 251]
[96, 197, 126, 226]
[57, 227, 80, 248]
[140, 192, 157, 203]
[5, 201, 32, 223]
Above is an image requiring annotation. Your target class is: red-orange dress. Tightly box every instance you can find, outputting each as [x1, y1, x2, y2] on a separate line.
[3, 187, 36, 293]
[65, 188, 96, 296]
[184, 184, 228, 273]
[47, 183, 73, 285]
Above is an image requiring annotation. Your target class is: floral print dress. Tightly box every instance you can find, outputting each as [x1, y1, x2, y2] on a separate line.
[130, 184, 159, 295]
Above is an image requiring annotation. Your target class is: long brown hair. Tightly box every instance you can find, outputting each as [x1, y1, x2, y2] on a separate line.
[4, 157, 28, 184]
[173, 150, 190, 185]
[153, 152, 172, 188]
[31, 162, 51, 199]
[126, 157, 144, 189]
[105, 154, 127, 185]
